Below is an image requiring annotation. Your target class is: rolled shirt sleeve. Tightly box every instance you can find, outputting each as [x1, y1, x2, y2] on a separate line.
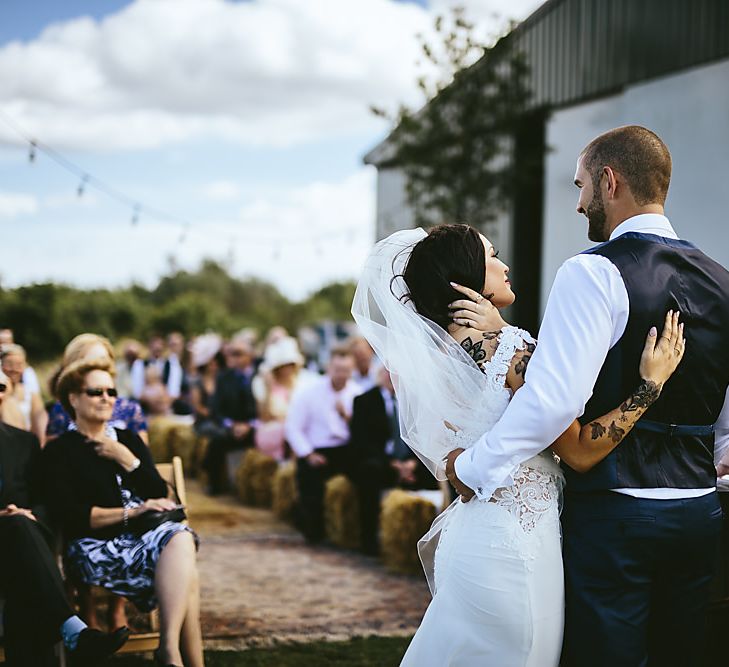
[455, 254, 628, 500]
[284, 387, 315, 458]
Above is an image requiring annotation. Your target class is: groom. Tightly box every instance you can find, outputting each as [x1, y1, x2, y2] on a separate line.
[447, 125, 729, 666]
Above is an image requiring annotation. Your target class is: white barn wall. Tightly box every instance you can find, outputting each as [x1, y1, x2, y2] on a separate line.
[541, 57, 729, 315]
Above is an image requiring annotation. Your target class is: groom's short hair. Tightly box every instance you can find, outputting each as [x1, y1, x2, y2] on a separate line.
[580, 126, 672, 206]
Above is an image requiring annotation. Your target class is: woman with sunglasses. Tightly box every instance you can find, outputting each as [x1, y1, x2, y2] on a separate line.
[47, 333, 149, 445]
[42, 359, 203, 667]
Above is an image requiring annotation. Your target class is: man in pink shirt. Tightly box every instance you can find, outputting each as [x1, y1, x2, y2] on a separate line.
[285, 344, 360, 543]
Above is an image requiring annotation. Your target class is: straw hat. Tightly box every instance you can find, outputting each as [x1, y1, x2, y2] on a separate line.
[261, 336, 304, 372]
[190, 333, 223, 368]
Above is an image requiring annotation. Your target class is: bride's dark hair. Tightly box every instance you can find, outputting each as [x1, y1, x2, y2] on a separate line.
[401, 223, 486, 330]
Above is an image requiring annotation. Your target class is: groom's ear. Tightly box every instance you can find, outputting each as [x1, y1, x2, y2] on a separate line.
[603, 166, 619, 199]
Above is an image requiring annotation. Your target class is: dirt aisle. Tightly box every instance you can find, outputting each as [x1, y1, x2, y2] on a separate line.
[187, 480, 430, 648]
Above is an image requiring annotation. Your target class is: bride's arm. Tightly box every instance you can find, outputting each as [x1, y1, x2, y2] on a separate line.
[536, 311, 684, 472]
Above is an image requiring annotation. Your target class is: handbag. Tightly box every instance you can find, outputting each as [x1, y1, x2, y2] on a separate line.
[117, 472, 187, 537]
[127, 505, 187, 536]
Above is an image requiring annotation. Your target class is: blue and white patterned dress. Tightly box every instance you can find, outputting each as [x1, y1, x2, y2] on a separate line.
[61, 425, 198, 612]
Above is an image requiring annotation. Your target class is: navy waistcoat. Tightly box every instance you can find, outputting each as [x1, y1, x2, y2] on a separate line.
[563, 232, 729, 492]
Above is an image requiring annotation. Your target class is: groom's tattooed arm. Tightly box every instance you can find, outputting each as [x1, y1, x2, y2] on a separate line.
[553, 379, 664, 474]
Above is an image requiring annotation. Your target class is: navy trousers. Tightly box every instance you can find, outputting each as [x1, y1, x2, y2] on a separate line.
[561, 491, 722, 667]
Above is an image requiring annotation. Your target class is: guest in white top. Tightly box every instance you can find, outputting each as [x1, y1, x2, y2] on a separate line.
[285, 344, 360, 543]
[0, 344, 47, 445]
[0, 329, 40, 396]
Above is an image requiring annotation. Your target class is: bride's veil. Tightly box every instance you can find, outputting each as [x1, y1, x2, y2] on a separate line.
[351, 228, 497, 480]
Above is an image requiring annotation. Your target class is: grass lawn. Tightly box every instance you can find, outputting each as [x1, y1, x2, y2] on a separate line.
[111, 636, 411, 666]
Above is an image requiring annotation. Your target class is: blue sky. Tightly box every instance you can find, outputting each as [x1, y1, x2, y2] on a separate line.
[0, 0, 541, 299]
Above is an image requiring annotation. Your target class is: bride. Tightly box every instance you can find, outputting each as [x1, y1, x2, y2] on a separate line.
[352, 224, 685, 666]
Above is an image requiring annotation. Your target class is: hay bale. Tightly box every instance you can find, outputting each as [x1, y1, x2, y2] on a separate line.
[380, 489, 437, 574]
[272, 460, 298, 520]
[147, 417, 175, 463]
[235, 449, 278, 507]
[324, 474, 360, 549]
[166, 423, 197, 473]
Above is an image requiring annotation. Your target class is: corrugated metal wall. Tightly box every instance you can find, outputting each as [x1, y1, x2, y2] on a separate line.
[504, 0, 729, 109]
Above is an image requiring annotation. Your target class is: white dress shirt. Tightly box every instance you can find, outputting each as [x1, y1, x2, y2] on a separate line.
[455, 213, 729, 501]
[284, 376, 361, 458]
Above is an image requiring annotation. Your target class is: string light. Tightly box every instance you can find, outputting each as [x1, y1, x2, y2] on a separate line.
[77, 174, 89, 198]
[0, 109, 367, 257]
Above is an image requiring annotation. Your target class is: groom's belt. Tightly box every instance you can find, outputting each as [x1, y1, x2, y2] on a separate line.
[634, 419, 715, 437]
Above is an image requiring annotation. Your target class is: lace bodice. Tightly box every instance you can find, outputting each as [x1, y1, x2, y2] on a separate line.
[449, 326, 563, 534]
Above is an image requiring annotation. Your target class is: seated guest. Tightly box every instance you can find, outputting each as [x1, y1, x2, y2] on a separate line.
[189, 333, 226, 439]
[140, 365, 173, 416]
[46, 332, 148, 632]
[130, 334, 166, 400]
[0, 328, 40, 396]
[166, 332, 192, 415]
[348, 336, 379, 393]
[251, 336, 307, 461]
[43, 359, 203, 667]
[202, 336, 258, 495]
[0, 375, 129, 666]
[0, 369, 25, 429]
[285, 345, 360, 543]
[115, 339, 142, 399]
[1, 343, 47, 445]
[47, 333, 148, 443]
[349, 367, 439, 554]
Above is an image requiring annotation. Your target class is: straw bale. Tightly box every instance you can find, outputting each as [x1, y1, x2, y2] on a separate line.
[235, 449, 278, 507]
[324, 474, 360, 549]
[272, 460, 298, 520]
[380, 490, 437, 574]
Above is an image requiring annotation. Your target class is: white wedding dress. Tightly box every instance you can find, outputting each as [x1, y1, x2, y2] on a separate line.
[400, 326, 565, 667]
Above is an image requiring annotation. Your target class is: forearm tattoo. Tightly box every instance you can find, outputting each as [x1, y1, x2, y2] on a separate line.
[620, 380, 661, 413]
[513, 342, 536, 379]
[608, 421, 626, 444]
[587, 380, 661, 442]
[481, 331, 500, 341]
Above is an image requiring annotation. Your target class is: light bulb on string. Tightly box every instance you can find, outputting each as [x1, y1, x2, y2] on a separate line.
[77, 174, 89, 198]
[28, 141, 36, 163]
[131, 203, 141, 226]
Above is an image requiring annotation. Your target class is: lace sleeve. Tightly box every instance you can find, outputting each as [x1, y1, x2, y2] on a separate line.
[482, 326, 536, 390]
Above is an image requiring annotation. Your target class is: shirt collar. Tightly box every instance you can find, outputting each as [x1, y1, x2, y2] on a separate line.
[609, 213, 678, 241]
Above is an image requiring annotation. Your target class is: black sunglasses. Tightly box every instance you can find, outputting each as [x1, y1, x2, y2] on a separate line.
[0, 383, 6, 392]
[82, 387, 118, 398]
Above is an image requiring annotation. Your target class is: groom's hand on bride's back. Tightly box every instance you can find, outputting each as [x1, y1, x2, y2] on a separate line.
[445, 448, 475, 502]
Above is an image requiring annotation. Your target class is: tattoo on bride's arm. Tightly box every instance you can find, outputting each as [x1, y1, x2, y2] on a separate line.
[619, 380, 661, 413]
[513, 342, 536, 379]
[480, 331, 500, 341]
[460, 337, 487, 363]
[589, 422, 606, 439]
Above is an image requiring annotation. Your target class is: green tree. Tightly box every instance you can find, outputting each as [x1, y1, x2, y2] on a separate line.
[372, 8, 531, 231]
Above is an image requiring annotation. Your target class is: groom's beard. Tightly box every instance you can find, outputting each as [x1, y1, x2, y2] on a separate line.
[586, 192, 609, 242]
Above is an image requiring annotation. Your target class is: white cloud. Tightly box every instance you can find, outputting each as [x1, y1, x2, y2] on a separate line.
[200, 180, 241, 202]
[0, 169, 376, 299]
[0, 191, 39, 218]
[0, 0, 541, 152]
[0, 0, 430, 151]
